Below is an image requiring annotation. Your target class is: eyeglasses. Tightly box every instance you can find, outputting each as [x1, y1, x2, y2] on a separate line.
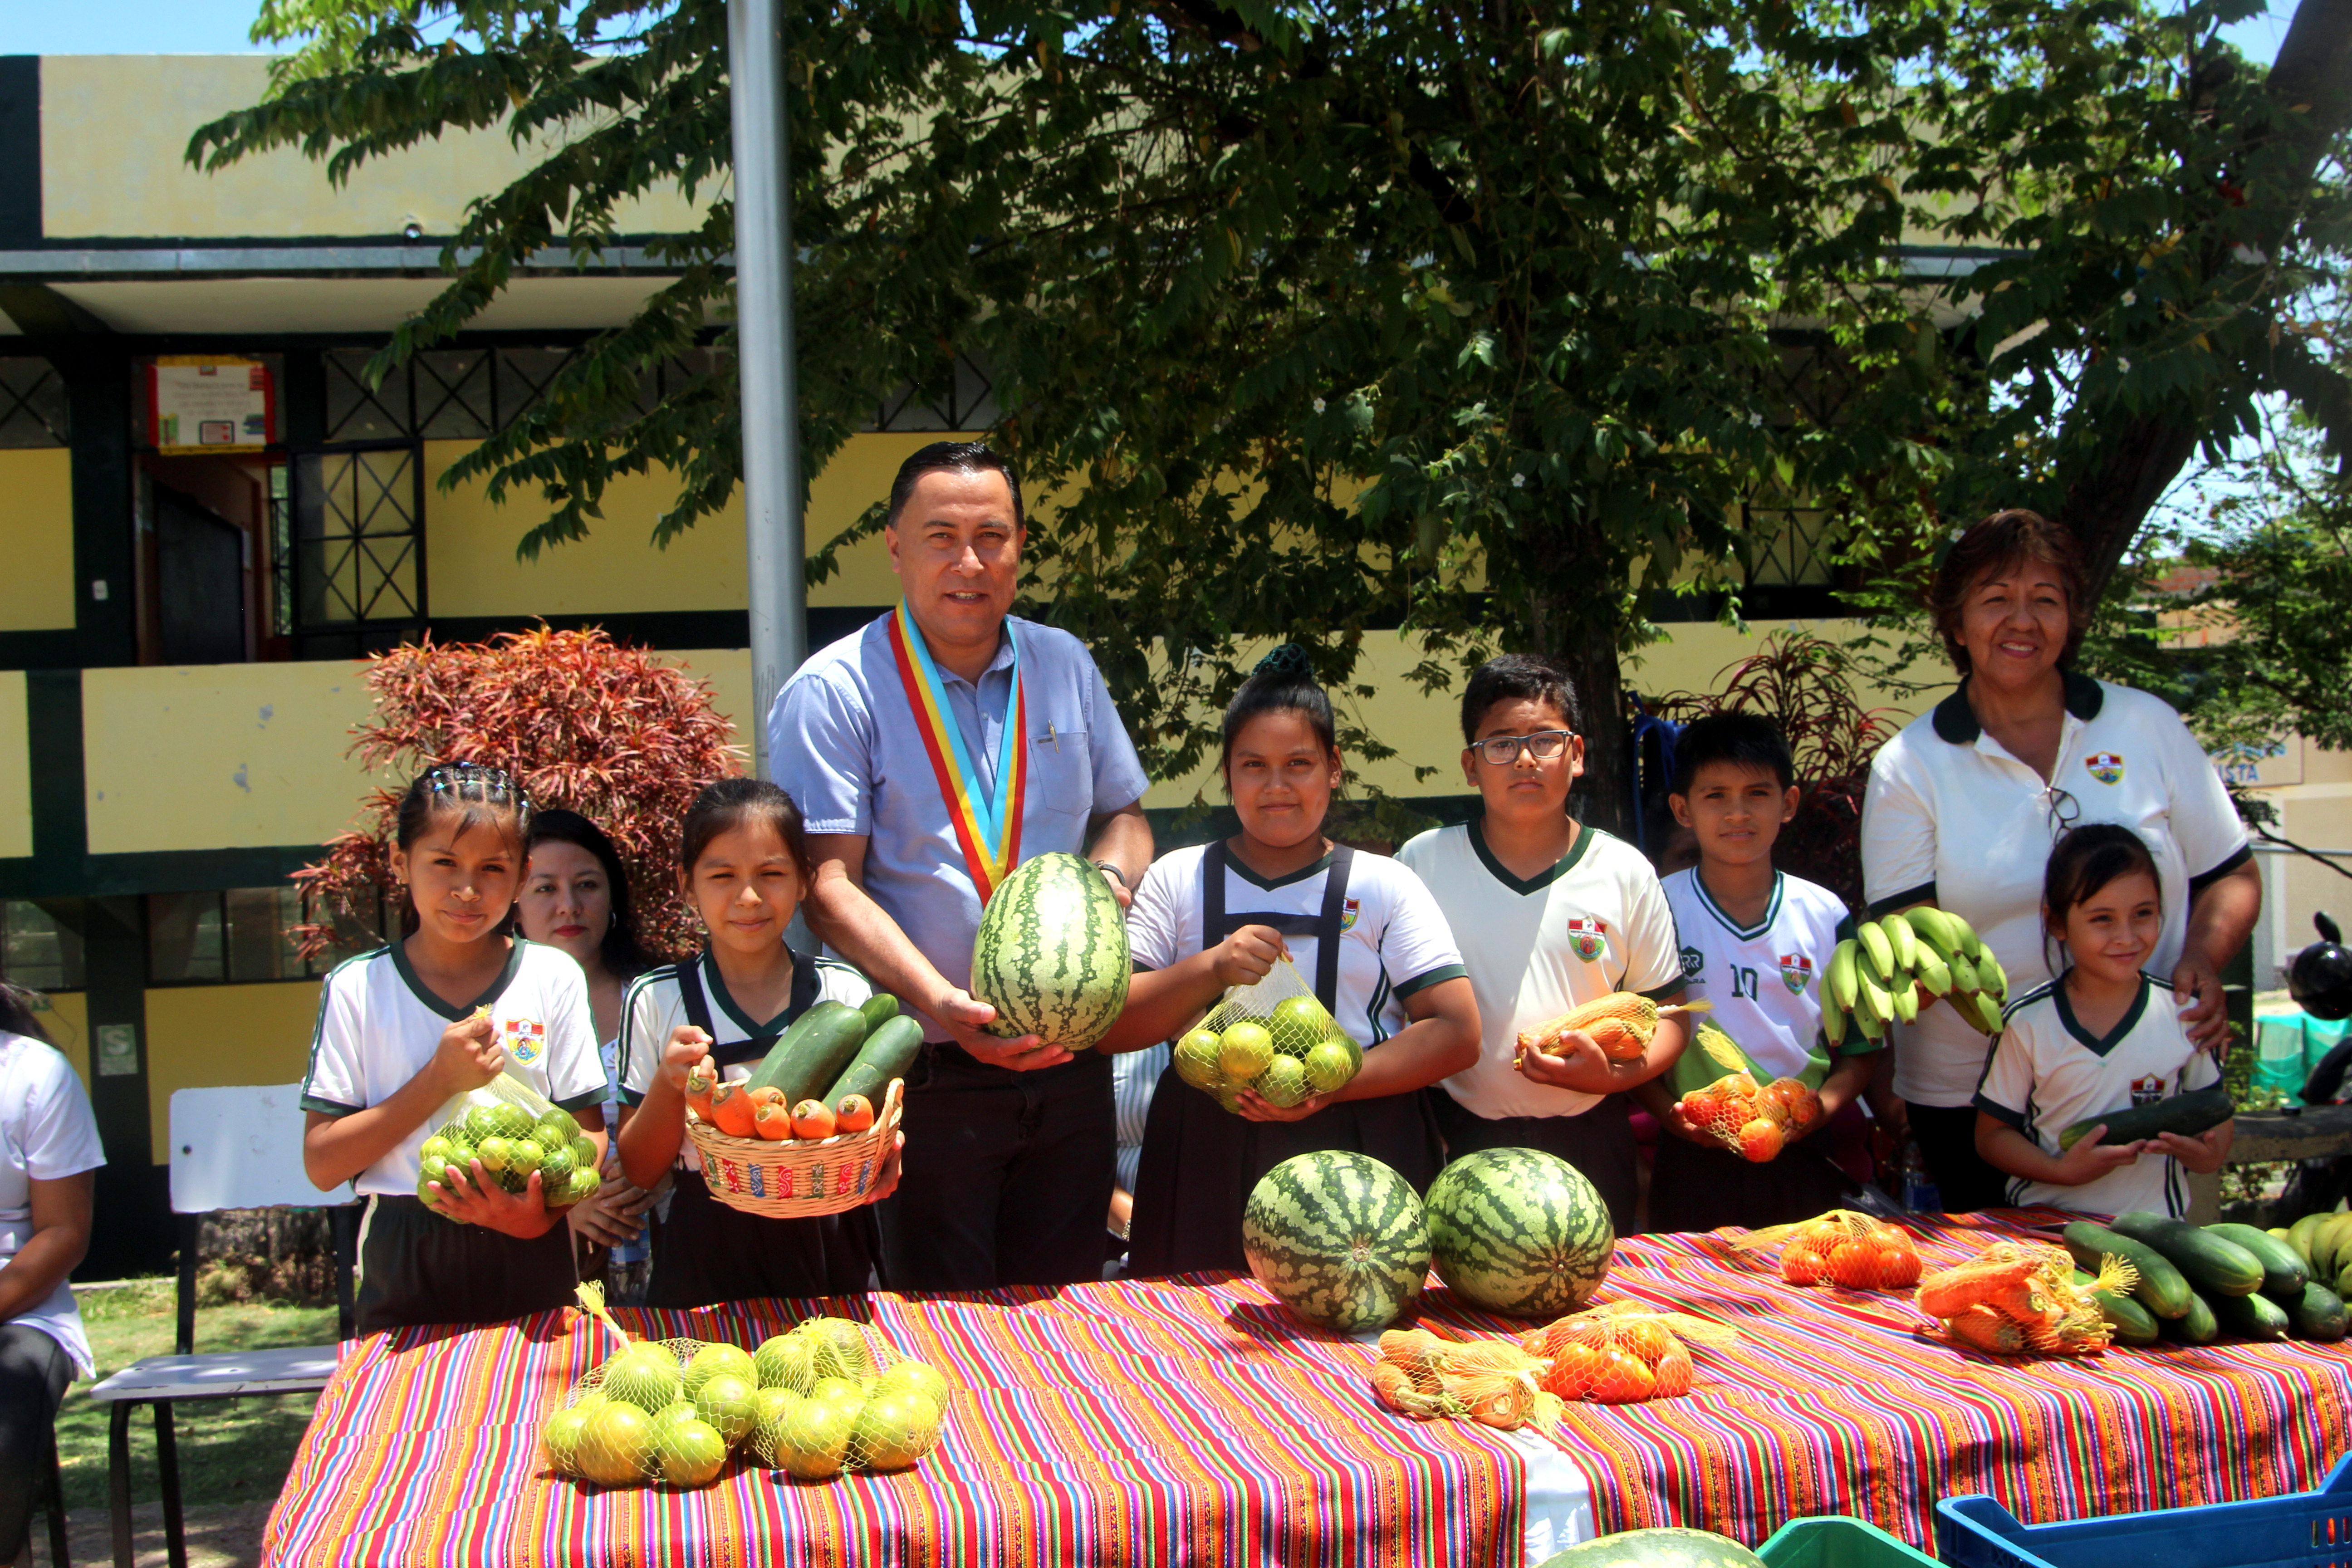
[2046, 785, 2081, 837]
[1472, 730, 1575, 766]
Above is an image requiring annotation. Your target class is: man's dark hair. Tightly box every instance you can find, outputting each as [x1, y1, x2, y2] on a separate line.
[1671, 712, 1795, 794]
[886, 441, 1024, 533]
[1458, 653, 1580, 745]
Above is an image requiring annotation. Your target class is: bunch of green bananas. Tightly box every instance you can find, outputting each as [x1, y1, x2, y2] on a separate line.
[1823, 907, 2009, 1046]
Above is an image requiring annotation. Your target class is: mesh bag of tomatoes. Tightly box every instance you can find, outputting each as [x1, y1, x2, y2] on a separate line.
[1916, 1241, 2137, 1357]
[1171, 958, 1362, 1115]
[1673, 1070, 1824, 1162]
[419, 1070, 601, 1220]
[1734, 1209, 1924, 1289]
[1519, 1302, 1742, 1404]
[1366, 1328, 1562, 1431]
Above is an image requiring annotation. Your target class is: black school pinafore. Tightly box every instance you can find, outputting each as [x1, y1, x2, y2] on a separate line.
[1125, 844, 1447, 1278]
[642, 953, 877, 1308]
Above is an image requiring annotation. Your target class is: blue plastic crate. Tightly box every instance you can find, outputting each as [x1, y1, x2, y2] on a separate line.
[1936, 1455, 2352, 1568]
[1758, 1514, 1942, 1568]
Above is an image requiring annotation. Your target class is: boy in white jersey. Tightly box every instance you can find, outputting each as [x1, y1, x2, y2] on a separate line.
[1975, 824, 2232, 1216]
[1398, 654, 1689, 1233]
[1644, 714, 1877, 1231]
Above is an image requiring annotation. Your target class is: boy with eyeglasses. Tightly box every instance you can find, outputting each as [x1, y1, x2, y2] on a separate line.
[1397, 654, 1688, 1233]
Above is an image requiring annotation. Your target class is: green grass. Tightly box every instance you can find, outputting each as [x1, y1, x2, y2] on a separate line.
[57, 1279, 336, 1514]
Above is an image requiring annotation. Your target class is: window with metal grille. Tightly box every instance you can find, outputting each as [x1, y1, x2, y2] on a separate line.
[323, 345, 716, 440]
[293, 443, 426, 636]
[870, 352, 998, 432]
[0, 357, 68, 448]
[147, 886, 391, 985]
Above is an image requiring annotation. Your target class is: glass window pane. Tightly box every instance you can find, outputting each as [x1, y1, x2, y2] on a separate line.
[1, 900, 84, 990]
[149, 892, 225, 983]
[225, 886, 307, 983]
[309, 887, 391, 974]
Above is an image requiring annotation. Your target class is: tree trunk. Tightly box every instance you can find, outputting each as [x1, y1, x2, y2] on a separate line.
[1528, 581, 1637, 840]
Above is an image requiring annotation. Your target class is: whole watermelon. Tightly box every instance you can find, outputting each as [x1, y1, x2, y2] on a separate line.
[1425, 1147, 1613, 1318]
[970, 853, 1131, 1051]
[1243, 1151, 1429, 1333]
[1536, 1527, 1765, 1568]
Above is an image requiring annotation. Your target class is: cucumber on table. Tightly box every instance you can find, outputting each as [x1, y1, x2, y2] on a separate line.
[2073, 1270, 2160, 1346]
[2210, 1289, 2291, 1342]
[2055, 1087, 2234, 1152]
[823, 1014, 925, 1112]
[744, 1001, 870, 1104]
[2160, 1291, 2219, 1345]
[2063, 1220, 2193, 1319]
[2108, 1212, 2265, 1298]
[2289, 1282, 2350, 1343]
[2205, 1223, 2309, 1299]
[858, 993, 901, 1033]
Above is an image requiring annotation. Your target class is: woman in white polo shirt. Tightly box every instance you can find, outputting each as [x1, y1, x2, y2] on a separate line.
[1861, 509, 2260, 1210]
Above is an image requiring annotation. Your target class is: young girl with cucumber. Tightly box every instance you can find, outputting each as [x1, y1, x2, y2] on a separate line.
[1974, 823, 2234, 1217]
[615, 779, 900, 1306]
[299, 764, 611, 1333]
[1102, 647, 1481, 1276]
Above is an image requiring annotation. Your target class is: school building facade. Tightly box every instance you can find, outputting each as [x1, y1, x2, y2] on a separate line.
[0, 55, 2332, 1277]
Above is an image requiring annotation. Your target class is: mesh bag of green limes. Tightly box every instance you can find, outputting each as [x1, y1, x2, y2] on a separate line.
[544, 1284, 951, 1488]
[1172, 956, 1363, 1113]
[417, 1071, 602, 1220]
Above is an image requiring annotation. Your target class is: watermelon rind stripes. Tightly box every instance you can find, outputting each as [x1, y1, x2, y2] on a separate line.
[1242, 1151, 1430, 1334]
[970, 852, 1132, 1051]
[1425, 1147, 1614, 1318]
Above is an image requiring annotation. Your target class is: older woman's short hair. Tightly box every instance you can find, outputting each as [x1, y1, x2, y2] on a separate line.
[1929, 509, 2091, 675]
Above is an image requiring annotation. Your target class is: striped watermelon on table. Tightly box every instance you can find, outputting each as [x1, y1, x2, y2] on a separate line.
[970, 852, 1131, 1051]
[1242, 1151, 1430, 1333]
[1425, 1147, 1613, 1318]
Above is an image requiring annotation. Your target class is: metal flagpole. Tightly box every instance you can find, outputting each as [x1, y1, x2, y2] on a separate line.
[730, 0, 804, 773]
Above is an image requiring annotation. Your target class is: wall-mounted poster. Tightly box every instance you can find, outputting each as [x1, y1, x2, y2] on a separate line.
[149, 355, 276, 455]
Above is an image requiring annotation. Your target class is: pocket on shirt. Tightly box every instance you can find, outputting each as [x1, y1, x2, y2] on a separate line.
[1029, 727, 1096, 820]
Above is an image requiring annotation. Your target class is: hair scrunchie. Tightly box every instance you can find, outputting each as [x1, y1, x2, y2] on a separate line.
[1252, 643, 1316, 680]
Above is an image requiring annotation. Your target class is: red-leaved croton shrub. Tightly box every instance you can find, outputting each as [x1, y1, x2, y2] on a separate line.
[290, 626, 743, 962]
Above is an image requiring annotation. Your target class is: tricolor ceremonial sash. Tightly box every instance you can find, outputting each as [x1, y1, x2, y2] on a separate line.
[887, 601, 1028, 901]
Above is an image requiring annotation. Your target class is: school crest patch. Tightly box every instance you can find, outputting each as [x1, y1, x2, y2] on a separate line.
[1341, 898, 1362, 933]
[2129, 1072, 2165, 1107]
[1679, 945, 1705, 980]
[1779, 953, 1814, 995]
[2085, 752, 2125, 786]
[1563, 916, 1608, 964]
[503, 1017, 545, 1066]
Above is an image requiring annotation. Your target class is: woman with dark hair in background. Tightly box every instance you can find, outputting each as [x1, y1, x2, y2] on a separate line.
[1860, 510, 2262, 1210]
[518, 808, 661, 1298]
[0, 983, 102, 1565]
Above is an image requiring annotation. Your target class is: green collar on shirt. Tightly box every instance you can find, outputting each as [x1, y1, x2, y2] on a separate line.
[389, 937, 526, 1022]
[1225, 846, 1337, 892]
[2053, 970, 2151, 1056]
[1931, 670, 2105, 745]
[1691, 869, 1784, 941]
[1468, 816, 1594, 897]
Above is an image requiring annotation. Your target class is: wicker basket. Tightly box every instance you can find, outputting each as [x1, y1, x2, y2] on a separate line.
[683, 1079, 904, 1219]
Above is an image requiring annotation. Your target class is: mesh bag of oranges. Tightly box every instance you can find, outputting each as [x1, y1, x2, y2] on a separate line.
[1173, 958, 1361, 1115]
[419, 1068, 602, 1221]
[1732, 1208, 1924, 1289]
[1915, 1241, 2137, 1357]
[1519, 1300, 1742, 1404]
[1366, 1327, 1562, 1431]
[1673, 1069, 1824, 1162]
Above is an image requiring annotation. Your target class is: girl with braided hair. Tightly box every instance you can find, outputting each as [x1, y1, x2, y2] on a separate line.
[1100, 647, 1482, 1275]
[299, 763, 611, 1332]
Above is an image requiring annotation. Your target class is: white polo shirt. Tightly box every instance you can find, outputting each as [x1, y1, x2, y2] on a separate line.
[0, 1030, 104, 1376]
[1975, 974, 2221, 1218]
[1861, 674, 2248, 1107]
[1396, 821, 1683, 1120]
[1662, 868, 1857, 1081]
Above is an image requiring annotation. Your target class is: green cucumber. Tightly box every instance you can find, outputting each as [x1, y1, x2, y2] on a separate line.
[2210, 1289, 2291, 1342]
[2056, 1087, 2234, 1152]
[823, 1014, 925, 1112]
[2073, 1270, 2160, 1346]
[858, 993, 901, 1034]
[2289, 1282, 2350, 1343]
[743, 1001, 870, 1104]
[2160, 1290, 2219, 1344]
[2109, 1212, 2264, 1298]
[2063, 1220, 2193, 1319]
[2205, 1223, 2310, 1299]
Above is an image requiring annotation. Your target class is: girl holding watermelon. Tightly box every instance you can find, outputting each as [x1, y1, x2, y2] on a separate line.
[613, 779, 895, 1307]
[1103, 647, 1483, 1276]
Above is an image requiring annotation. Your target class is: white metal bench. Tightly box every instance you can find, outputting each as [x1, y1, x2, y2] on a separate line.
[82, 1085, 354, 1568]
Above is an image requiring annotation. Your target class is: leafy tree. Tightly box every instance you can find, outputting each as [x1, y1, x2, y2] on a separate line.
[196, 0, 2351, 832]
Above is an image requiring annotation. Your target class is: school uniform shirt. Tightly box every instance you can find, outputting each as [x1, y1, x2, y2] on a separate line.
[298, 941, 607, 1197]
[1112, 1041, 1169, 1197]
[1861, 673, 2249, 1107]
[1396, 821, 1682, 1120]
[1127, 845, 1465, 1046]
[1974, 974, 2220, 1218]
[1662, 867, 1859, 1081]
[0, 1030, 104, 1377]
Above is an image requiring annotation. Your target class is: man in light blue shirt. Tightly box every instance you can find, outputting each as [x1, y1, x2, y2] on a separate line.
[769, 442, 1153, 1290]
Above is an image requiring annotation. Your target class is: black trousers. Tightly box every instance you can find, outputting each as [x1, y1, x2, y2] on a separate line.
[0, 1322, 70, 1561]
[353, 1195, 579, 1333]
[1648, 1133, 1861, 1235]
[1431, 1089, 1641, 1238]
[877, 1044, 1116, 1292]
[1908, 1101, 2012, 1213]
[645, 1173, 877, 1308]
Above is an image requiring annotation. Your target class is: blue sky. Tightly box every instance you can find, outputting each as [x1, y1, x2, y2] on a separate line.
[0, 0, 2309, 61]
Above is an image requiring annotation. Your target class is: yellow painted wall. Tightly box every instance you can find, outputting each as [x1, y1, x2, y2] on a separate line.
[423, 432, 946, 619]
[0, 449, 75, 631]
[40, 57, 704, 241]
[143, 983, 323, 1164]
[0, 671, 28, 860]
[81, 662, 387, 856]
